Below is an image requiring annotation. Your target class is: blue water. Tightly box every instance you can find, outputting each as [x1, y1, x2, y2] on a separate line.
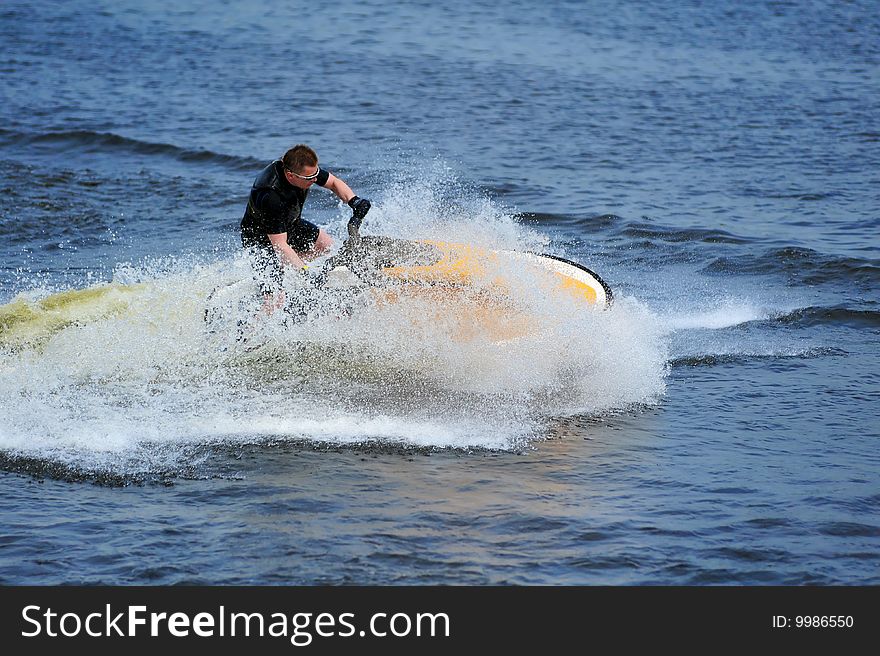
[1, 0, 878, 584]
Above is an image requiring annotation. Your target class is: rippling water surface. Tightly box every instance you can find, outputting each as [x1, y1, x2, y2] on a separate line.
[1, 0, 878, 584]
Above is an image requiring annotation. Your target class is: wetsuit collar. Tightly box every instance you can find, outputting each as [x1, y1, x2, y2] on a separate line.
[274, 160, 295, 190]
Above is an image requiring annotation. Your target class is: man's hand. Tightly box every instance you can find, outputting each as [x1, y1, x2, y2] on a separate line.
[299, 264, 317, 286]
[348, 196, 372, 221]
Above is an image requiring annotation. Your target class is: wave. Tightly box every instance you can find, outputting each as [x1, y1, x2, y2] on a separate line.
[0, 128, 264, 171]
[0, 437, 482, 487]
[745, 189, 842, 201]
[662, 301, 880, 333]
[520, 212, 622, 231]
[703, 247, 880, 287]
[769, 305, 880, 329]
[616, 221, 753, 245]
[669, 347, 847, 368]
[660, 299, 880, 332]
[523, 213, 753, 245]
[524, 216, 879, 292]
[660, 302, 769, 331]
[0, 451, 176, 486]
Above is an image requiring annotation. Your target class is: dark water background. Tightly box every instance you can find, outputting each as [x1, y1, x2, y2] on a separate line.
[1, 0, 878, 584]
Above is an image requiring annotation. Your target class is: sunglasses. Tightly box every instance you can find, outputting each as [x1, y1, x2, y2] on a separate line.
[286, 166, 321, 181]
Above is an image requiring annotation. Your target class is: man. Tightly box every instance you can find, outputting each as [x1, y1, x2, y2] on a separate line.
[240, 144, 371, 312]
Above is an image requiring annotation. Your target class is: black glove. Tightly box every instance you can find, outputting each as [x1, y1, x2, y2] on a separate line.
[348, 196, 371, 221]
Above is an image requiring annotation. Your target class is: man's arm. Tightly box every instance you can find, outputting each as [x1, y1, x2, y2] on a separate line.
[323, 173, 372, 232]
[267, 233, 307, 269]
[322, 173, 356, 204]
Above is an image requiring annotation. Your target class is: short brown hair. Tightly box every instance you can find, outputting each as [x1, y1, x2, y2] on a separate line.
[282, 144, 318, 172]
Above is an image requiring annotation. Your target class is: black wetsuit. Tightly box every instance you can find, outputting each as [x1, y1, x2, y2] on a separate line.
[240, 160, 330, 292]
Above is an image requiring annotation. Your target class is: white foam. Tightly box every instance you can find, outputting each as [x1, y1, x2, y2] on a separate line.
[660, 299, 769, 331]
[0, 169, 668, 471]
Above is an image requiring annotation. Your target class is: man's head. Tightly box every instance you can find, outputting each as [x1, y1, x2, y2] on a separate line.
[283, 144, 321, 188]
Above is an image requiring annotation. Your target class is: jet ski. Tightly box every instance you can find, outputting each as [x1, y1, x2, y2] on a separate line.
[204, 217, 612, 346]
